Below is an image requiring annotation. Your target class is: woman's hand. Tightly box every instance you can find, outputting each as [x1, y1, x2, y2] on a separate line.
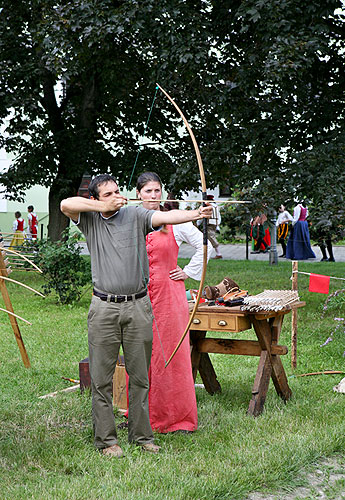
[169, 265, 189, 281]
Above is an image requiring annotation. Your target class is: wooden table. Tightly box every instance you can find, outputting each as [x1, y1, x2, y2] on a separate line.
[189, 302, 305, 417]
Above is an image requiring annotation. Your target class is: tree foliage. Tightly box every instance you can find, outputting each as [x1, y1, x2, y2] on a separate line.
[0, 1, 206, 239]
[206, 1, 345, 202]
[0, 1, 344, 239]
[201, 0, 345, 231]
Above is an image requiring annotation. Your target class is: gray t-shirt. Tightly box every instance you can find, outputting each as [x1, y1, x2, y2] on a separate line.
[77, 206, 156, 295]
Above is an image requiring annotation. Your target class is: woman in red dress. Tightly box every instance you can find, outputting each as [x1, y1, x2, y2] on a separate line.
[135, 172, 211, 433]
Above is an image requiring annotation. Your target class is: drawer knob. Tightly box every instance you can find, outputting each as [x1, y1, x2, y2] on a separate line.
[193, 318, 201, 324]
[218, 320, 227, 326]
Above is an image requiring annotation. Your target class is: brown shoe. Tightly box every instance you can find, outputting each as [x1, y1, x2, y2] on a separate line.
[102, 444, 124, 458]
[141, 443, 160, 453]
[212, 255, 223, 259]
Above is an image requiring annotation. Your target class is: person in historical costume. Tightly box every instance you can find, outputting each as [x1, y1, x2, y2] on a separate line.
[286, 202, 316, 260]
[318, 236, 335, 262]
[250, 213, 271, 253]
[308, 205, 338, 263]
[9, 211, 25, 249]
[309, 220, 335, 262]
[60, 174, 212, 457]
[276, 204, 293, 258]
[27, 205, 38, 241]
[134, 171, 212, 433]
[197, 194, 222, 259]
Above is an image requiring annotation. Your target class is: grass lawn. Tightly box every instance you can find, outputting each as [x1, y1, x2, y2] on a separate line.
[0, 259, 344, 500]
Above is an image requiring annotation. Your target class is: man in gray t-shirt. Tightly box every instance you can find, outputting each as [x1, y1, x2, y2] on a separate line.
[78, 207, 154, 295]
[61, 173, 212, 458]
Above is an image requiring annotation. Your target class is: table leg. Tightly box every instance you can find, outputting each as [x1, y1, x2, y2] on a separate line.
[190, 329, 205, 381]
[271, 356, 292, 401]
[199, 353, 221, 394]
[247, 350, 272, 416]
[270, 315, 292, 401]
[250, 317, 292, 414]
[190, 329, 221, 395]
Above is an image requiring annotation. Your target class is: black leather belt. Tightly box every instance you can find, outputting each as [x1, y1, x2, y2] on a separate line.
[93, 288, 147, 303]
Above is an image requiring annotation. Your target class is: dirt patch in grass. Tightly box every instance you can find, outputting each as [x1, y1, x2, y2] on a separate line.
[247, 456, 345, 500]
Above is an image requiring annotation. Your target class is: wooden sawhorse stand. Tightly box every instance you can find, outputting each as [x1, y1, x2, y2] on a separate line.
[190, 303, 305, 416]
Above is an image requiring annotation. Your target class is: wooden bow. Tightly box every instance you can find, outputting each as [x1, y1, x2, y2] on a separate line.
[156, 83, 208, 368]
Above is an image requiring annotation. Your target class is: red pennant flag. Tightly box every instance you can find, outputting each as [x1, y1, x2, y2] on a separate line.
[309, 273, 330, 294]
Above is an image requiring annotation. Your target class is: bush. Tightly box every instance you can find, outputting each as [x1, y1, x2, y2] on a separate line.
[32, 231, 90, 304]
[219, 204, 251, 242]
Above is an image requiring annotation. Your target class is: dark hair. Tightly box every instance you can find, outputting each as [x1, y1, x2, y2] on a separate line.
[136, 172, 162, 193]
[136, 172, 168, 232]
[15, 211, 21, 218]
[27, 205, 34, 211]
[88, 174, 117, 200]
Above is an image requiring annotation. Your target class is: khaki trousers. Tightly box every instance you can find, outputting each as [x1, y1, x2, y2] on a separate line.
[88, 294, 154, 449]
[207, 224, 219, 249]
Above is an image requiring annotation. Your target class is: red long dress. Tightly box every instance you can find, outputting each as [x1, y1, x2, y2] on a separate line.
[146, 225, 198, 432]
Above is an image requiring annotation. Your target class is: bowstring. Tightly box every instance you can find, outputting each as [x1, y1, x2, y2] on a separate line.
[126, 85, 167, 366]
[126, 85, 159, 191]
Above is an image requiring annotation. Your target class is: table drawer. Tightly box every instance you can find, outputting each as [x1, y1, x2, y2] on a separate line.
[210, 315, 251, 332]
[191, 315, 209, 330]
[190, 311, 252, 332]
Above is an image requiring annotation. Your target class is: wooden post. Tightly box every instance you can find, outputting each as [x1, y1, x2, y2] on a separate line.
[113, 362, 127, 410]
[79, 358, 91, 392]
[269, 209, 278, 265]
[291, 261, 298, 369]
[0, 249, 30, 368]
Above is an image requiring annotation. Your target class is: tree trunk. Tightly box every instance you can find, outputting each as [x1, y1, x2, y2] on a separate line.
[48, 188, 70, 241]
[48, 175, 83, 241]
[44, 73, 99, 242]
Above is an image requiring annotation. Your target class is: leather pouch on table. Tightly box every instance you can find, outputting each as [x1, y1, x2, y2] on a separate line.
[203, 277, 240, 300]
[216, 296, 245, 307]
[222, 289, 248, 301]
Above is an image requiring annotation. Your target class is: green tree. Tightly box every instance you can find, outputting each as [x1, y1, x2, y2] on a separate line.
[203, 0, 345, 213]
[302, 143, 345, 243]
[0, 0, 211, 240]
[1, 0, 344, 242]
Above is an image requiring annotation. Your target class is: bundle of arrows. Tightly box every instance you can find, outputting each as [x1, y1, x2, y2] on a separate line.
[241, 290, 300, 312]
